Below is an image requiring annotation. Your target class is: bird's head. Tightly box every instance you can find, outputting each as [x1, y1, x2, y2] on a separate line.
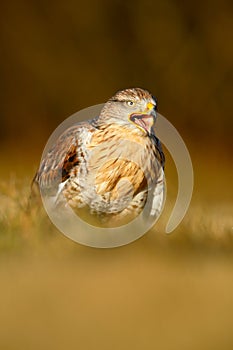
[98, 88, 157, 136]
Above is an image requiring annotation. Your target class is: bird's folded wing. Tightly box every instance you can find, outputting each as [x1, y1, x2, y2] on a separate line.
[32, 121, 95, 195]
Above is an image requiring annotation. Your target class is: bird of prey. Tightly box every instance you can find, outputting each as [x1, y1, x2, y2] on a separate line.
[32, 88, 165, 227]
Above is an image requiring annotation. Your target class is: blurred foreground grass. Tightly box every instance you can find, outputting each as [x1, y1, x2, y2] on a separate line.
[0, 148, 232, 350]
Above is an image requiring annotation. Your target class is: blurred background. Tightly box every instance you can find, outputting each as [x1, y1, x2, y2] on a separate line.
[1, 0, 232, 151]
[0, 1, 233, 349]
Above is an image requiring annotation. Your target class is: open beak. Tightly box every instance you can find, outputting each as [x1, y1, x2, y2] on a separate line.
[129, 102, 156, 135]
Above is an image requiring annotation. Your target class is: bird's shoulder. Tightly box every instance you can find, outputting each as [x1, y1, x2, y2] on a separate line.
[150, 132, 165, 169]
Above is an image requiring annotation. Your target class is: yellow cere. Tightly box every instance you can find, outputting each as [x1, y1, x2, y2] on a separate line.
[147, 102, 154, 110]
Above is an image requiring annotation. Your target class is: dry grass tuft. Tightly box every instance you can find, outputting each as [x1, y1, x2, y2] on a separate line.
[0, 152, 232, 350]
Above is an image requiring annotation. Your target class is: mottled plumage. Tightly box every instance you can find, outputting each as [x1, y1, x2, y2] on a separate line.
[32, 88, 165, 226]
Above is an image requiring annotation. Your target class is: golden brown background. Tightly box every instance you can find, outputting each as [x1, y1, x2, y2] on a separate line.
[0, 1, 232, 349]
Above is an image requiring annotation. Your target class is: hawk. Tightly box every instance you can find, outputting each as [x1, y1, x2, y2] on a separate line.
[32, 88, 165, 227]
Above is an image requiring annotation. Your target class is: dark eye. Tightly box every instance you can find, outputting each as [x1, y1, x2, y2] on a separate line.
[126, 101, 135, 107]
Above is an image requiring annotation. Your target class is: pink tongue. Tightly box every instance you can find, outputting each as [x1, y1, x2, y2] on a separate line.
[135, 116, 153, 131]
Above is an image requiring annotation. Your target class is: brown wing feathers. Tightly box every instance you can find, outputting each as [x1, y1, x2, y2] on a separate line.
[32, 127, 79, 192]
